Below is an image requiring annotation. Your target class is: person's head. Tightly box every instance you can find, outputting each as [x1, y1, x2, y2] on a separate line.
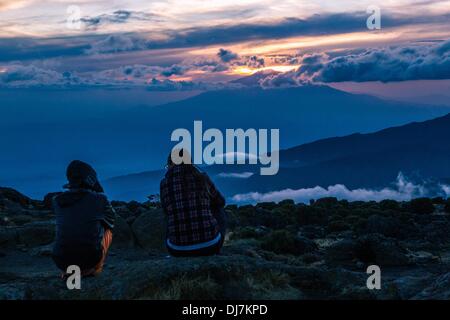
[64, 160, 104, 193]
[166, 148, 192, 170]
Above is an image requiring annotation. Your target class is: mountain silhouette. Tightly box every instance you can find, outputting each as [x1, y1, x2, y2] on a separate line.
[104, 112, 450, 201]
[1, 85, 449, 198]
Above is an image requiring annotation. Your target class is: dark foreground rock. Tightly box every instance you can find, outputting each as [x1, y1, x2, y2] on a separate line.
[1, 188, 450, 300]
[110, 216, 134, 249]
[131, 209, 166, 252]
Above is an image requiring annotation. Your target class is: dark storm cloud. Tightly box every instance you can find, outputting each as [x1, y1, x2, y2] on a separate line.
[313, 40, 450, 83]
[3, 39, 449, 89]
[80, 10, 162, 29]
[85, 34, 150, 54]
[217, 48, 238, 62]
[2, 11, 449, 62]
[159, 12, 450, 48]
[0, 37, 90, 62]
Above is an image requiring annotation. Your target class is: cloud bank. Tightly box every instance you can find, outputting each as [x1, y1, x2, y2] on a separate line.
[2, 38, 450, 89]
[85, 34, 150, 55]
[217, 48, 239, 63]
[231, 173, 450, 204]
[261, 39, 450, 86]
[0, 64, 64, 86]
[0, 63, 242, 90]
[3, 7, 449, 62]
[0, 47, 263, 88]
[142, 12, 450, 51]
[217, 172, 254, 179]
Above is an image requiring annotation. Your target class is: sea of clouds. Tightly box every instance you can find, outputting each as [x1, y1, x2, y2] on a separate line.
[231, 173, 450, 204]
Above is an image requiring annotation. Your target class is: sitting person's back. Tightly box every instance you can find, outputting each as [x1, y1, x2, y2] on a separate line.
[52, 160, 115, 276]
[160, 150, 226, 257]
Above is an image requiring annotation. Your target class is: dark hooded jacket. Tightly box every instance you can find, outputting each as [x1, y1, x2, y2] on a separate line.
[52, 161, 115, 271]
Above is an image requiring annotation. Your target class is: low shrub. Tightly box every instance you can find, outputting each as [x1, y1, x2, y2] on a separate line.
[260, 230, 316, 255]
[444, 199, 450, 214]
[327, 220, 350, 233]
[409, 198, 435, 214]
[147, 274, 220, 300]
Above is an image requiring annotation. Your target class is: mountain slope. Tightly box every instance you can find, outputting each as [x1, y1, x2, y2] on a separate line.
[234, 113, 450, 194]
[2, 85, 449, 198]
[126, 85, 449, 148]
[104, 113, 450, 201]
[282, 113, 450, 167]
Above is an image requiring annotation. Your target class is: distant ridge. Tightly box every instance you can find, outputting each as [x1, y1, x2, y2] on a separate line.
[104, 112, 450, 201]
[2, 85, 449, 198]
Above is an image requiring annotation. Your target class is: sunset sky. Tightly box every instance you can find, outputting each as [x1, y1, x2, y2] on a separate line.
[0, 0, 449, 99]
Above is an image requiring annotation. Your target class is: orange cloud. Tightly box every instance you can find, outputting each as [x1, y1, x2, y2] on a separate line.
[0, 0, 33, 10]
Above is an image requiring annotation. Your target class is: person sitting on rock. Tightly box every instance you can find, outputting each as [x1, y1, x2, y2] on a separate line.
[160, 149, 226, 257]
[52, 160, 115, 277]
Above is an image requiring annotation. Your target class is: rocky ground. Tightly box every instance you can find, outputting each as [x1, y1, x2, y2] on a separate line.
[2, 187, 450, 300]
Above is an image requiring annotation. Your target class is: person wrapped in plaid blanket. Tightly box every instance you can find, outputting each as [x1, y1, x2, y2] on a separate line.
[160, 149, 227, 257]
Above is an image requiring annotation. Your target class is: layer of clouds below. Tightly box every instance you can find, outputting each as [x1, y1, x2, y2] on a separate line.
[85, 35, 264, 70]
[0, 47, 262, 88]
[0, 64, 64, 86]
[0, 63, 238, 90]
[2, 39, 450, 88]
[231, 173, 450, 204]
[217, 172, 254, 179]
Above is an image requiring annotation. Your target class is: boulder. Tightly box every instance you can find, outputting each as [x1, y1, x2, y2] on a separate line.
[326, 268, 375, 300]
[127, 201, 142, 213]
[299, 225, 326, 239]
[326, 220, 350, 233]
[0, 216, 9, 226]
[313, 197, 339, 207]
[131, 209, 166, 252]
[379, 200, 401, 211]
[15, 255, 319, 300]
[6, 214, 34, 226]
[0, 199, 25, 214]
[413, 272, 450, 299]
[407, 251, 440, 265]
[325, 234, 410, 267]
[408, 198, 435, 214]
[0, 187, 31, 207]
[260, 230, 317, 255]
[0, 228, 18, 249]
[325, 239, 357, 266]
[30, 243, 54, 257]
[0, 284, 29, 300]
[295, 235, 319, 254]
[365, 215, 400, 238]
[387, 275, 432, 300]
[356, 234, 410, 267]
[111, 215, 134, 248]
[423, 220, 450, 244]
[16, 221, 55, 247]
[444, 199, 450, 214]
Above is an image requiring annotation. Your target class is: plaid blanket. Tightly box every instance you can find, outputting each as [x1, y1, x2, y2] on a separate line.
[160, 165, 225, 246]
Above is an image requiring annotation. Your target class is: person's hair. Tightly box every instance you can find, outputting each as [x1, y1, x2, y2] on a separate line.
[65, 160, 104, 193]
[166, 149, 209, 196]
